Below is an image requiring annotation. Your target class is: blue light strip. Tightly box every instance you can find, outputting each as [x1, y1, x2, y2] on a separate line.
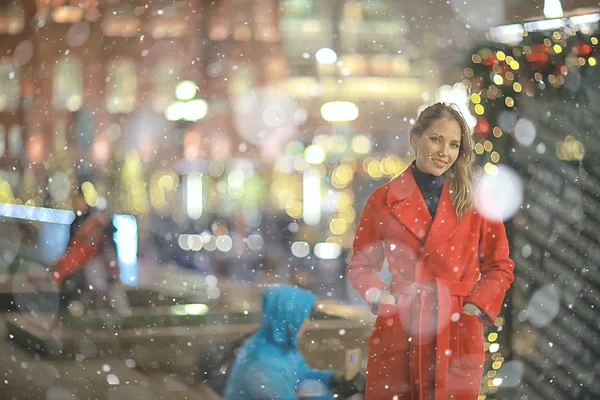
[113, 214, 139, 286]
[0, 203, 75, 225]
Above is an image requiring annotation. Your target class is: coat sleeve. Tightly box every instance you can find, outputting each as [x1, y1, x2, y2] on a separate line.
[465, 215, 515, 325]
[347, 190, 388, 311]
[241, 362, 300, 400]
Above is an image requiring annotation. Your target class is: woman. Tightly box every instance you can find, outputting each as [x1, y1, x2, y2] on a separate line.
[347, 102, 514, 399]
[223, 285, 362, 399]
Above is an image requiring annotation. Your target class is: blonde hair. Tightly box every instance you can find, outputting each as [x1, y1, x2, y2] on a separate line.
[409, 102, 474, 219]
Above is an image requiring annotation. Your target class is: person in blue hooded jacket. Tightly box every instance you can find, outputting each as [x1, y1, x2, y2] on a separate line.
[223, 284, 337, 400]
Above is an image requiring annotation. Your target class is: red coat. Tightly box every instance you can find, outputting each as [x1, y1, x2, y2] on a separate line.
[348, 168, 514, 399]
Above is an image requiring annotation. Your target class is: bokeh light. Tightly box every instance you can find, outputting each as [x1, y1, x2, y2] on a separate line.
[474, 164, 523, 222]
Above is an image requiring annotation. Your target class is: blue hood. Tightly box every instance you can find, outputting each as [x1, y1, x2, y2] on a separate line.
[259, 285, 315, 348]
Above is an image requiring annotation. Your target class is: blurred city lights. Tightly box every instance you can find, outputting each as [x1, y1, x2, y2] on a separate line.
[303, 167, 322, 225]
[320, 101, 359, 122]
[315, 48, 337, 64]
[351, 135, 372, 154]
[543, 0, 564, 19]
[165, 101, 185, 121]
[176, 80, 198, 101]
[171, 303, 209, 316]
[186, 173, 203, 220]
[304, 144, 326, 164]
[0, 203, 74, 225]
[113, 214, 138, 285]
[474, 164, 523, 222]
[182, 99, 208, 121]
[314, 242, 342, 260]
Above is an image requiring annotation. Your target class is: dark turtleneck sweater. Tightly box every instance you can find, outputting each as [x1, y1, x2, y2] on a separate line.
[412, 161, 446, 217]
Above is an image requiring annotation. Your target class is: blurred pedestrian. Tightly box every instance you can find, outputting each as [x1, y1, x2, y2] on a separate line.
[347, 103, 515, 399]
[223, 284, 364, 399]
[30, 187, 127, 313]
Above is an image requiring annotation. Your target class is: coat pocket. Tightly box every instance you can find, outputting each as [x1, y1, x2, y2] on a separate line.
[367, 304, 400, 356]
[458, 314, 484, 369]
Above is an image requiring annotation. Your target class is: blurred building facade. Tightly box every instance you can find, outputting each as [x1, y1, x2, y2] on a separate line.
[0, 0, 449, 255]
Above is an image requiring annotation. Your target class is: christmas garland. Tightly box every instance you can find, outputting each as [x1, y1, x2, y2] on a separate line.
[464, 28, 599, 163]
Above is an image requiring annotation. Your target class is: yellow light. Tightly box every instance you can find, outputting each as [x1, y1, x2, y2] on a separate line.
[487, 370, 497, 378]
[81, 181, 99, 207]
[493, 127, 502, 137]
[589, 57, 597, 66]
[475, 143, 484, 154]
[329, 217, 348, 235]
[332, 164, 354, 187]
[483, 140, 493, 152]
[474, 104, 484, 115]
[325, 236, 343, 246]
[367, 160, 383, 179]
[548, 74, 557, 84]
[159, 174, 175, 191]
[592, 37, 598, 45]
[505, 97, 514, 107]
[578, 57, 586, 66]
[513, 82, 522, 92]
[338, 207, 356, 222]
[495, 317, 504, 326]
[496, 51, 506, 61]
[472, 54, 482, 63]
[394, 159, 409, 176]
[493, 75, 504, 85]
[491, 151, 500, 162]
[351, 135, 372, 154]
[484, 162, 498, 176]
[304, 145, 327, 164]
[335, 191, 353, 210]
[471, 93, 481, 104]
[330, 135, 348, 153]
[510, 60, 519, 70]
[285, 200, 303, 219]
[381, 157, 397, 176]
[544, 38, 552, 47]
[505, 56, 514, 63]
[488, 332, 498, 342]
[552, 31, 561, 40]
[553, 44, 562, 54]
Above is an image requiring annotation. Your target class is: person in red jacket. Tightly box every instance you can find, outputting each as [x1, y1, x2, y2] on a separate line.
[30, 188, 120, 312]
[347, 102, 515, 400]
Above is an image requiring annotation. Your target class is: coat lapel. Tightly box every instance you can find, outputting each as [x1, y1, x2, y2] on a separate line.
[386, 168, 432, 243]
[421, 180, 461, 259]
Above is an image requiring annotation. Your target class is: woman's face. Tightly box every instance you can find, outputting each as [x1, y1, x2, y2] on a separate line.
[411, 118, 462, 176]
